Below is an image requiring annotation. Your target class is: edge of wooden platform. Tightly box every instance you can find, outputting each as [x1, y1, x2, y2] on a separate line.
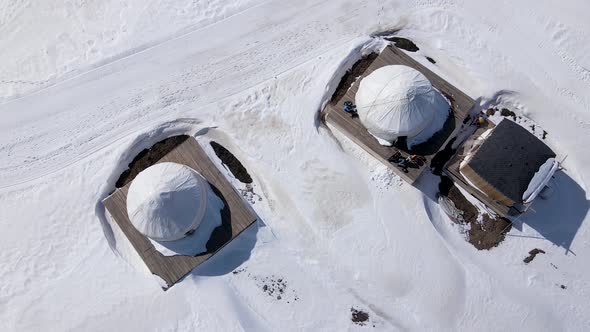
[102, 137, 257, 289]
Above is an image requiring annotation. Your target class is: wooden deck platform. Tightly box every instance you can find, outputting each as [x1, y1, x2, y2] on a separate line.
[323, 45, 475, 184]
[103, 137, 257, 289]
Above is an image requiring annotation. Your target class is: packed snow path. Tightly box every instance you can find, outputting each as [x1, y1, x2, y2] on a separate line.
[1, 0, 590, 331]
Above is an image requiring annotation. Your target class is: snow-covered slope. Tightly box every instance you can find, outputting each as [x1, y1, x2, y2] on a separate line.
[1, 0, 590, 331]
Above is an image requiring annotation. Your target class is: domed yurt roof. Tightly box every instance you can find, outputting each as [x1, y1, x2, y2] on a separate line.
[126, 162, 210, 242]
[355, 65, 449, 144]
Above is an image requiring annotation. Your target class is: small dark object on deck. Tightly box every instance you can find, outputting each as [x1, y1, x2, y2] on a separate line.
[523, 248, 546, 264]
[343, 101, 358, 118]
[351, 308, 370, 325]
[389, 152, 424, 173]
[210, 141, 253, 184]
[462, 114, 471, 125]
[116, 135, 190, 188]
[486, 108, 496, 116]
[426, 56, 436, 64]
[388, 152, 408, 172]
[331, 53, 379, 103]
[385, 37, 419, 52]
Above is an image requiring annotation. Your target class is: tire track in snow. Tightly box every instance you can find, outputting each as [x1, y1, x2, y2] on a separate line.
[0, 37, 359, 191]
[0, 0, 274, 105]
[0, 0, 378, 190]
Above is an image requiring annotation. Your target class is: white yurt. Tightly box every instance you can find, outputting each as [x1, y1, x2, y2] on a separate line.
[126, 162, 211, 242]
[355, 65, 449, 146]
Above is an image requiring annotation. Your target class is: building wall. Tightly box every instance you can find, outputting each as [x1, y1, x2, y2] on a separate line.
[460, 164, 516, 207]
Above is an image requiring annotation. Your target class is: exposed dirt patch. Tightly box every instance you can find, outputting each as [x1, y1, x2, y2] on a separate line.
[385, 37, 419, 52]
[426, 56, 436, 64]
[331, 52, 378, 103]
[469, 214, 512, 250]
[210, 141, 252, 184]
[523, 248, 546, 263]
[441, 182, 512, 249]
[115, 135, 189, 188]
[351, 308, 370, 326]
[447, 185, 478, 223]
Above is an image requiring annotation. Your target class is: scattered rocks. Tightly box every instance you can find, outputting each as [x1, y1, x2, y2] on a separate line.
[233, 269, 299, 302]
[486, 107, 517, 120]
[523, 248, 546, 264]
[426, 56, 436, 64]
[239, 183, 262, 204]
[486, 107, 548, 140]
[254, 274, 298, 301]
[210, 141, 253, 184]
[350, 307, 370, 326]
[500, 108, 516, 118]
[386, 37, 419, 52]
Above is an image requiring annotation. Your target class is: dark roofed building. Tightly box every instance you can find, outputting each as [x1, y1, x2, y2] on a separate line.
[459, 119, 556, 207]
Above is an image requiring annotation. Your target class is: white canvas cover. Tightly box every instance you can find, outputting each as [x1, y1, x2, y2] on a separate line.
[126, 162, 209, 241]
[355, 65, 449, 144]
[522, 158, 559, 204]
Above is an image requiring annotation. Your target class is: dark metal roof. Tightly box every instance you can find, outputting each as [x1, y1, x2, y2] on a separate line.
[467, 119, 556, 203]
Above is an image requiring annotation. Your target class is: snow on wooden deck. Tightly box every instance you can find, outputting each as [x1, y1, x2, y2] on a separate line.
[323, 45, 475, 184]
[103, 137, 257, 290]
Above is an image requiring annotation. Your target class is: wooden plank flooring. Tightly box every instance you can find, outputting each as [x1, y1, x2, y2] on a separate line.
[323, 45, 475, 184]
[103, 137, 257, 289]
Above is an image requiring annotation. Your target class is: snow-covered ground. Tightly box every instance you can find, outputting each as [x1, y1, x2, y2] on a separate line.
[1, 0, 590, 330]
